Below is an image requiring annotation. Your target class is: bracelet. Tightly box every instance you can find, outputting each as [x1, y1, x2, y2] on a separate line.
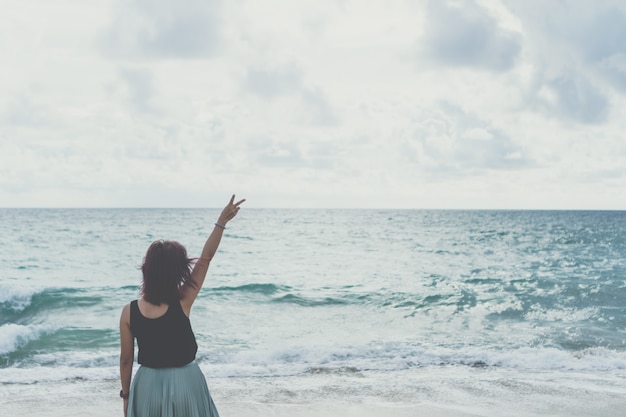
[120, 389, 129, 399]
[214, 222, 226, 230]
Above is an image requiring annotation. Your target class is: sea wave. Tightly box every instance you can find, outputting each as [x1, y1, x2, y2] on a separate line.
[210, 283, 369, 306]
[209, 282, 428, 308]
[197, 342, 626, 378]
[0, 325, 118, 367]
[0, 285, 105, 325]
[2, 338, 626, 384]
[270, 293, 349, 307]
[0, 284, 39, 313]
[212, 283, 289, 296]
[210, 281, 626, 329]
[0, 323, 55, 357]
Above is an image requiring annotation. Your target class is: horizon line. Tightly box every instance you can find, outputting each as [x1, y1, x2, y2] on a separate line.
[1, 207, 626, 211]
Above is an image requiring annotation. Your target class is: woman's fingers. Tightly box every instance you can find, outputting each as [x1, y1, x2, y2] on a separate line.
[227, 195, 245, 207]
[220, 195, 245, 223]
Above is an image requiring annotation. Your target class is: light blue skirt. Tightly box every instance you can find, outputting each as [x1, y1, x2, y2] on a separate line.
[128, 361, 219, 417]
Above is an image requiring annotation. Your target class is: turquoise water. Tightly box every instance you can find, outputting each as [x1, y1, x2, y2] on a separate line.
[1, 209, 626, 410]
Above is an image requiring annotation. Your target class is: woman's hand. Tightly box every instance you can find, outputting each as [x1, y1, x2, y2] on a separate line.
[217, 194, 245, 225]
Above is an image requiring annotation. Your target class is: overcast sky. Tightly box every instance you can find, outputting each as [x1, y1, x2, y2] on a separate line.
[1, 0, 626, 209]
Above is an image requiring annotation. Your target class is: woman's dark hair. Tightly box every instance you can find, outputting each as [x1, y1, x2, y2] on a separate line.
[141, 240, 196, 305]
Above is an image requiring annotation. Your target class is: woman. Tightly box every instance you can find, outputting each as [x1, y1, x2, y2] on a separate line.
[119, 195, 245, 417]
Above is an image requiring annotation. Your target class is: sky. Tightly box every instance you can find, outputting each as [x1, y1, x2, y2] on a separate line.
[1, 0, 626, 209]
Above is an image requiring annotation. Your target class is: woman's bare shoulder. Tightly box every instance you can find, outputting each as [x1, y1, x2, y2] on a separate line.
[120, 303, 131, 322]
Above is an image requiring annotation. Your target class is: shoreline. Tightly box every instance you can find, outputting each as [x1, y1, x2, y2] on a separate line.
[2, 367, 625, 417]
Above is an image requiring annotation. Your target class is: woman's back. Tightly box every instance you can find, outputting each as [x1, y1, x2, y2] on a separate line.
[130, 299, 198, 369]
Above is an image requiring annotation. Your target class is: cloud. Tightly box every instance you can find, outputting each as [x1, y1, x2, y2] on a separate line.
[118, 67, 157, 113]
[2, 0, 626, 209]
[571, 6, 626, 63]
[501, 1, 615, 123]
[403, 102, 532, 176]
[299, 88, 339, 127]
[421, 0, 521, 72]
[536, 74, 609, 124]
[241, 64, 339, 127]
[243, 65, 303, 99]
[573, 6, 626, 94]
[249, 136, 303, 168]
[1, 94, 54, 127]
[100, 0, 220, 60]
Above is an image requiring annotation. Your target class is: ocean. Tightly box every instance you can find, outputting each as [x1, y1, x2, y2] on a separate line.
[1, 208, 626, 416]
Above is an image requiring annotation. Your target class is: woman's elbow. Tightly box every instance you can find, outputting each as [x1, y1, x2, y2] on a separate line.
[120, 354, 134, 366]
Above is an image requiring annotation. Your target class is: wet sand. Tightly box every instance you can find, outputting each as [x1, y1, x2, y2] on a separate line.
[2, 367, 625, 417]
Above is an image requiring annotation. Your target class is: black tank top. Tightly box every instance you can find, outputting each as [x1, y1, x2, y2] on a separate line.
[130, 299, 198, 368]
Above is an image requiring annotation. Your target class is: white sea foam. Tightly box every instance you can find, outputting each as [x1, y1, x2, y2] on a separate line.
[3, 340, 624, 386]
[0, 323, 50, 355]
[0, 283, 39, 311]
[197, 342, 626, 379]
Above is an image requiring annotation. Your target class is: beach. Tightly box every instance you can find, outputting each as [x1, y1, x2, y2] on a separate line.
[2, 366, 625, 417]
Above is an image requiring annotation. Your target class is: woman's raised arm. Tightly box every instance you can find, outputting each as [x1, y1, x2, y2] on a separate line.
[180, 195, 245, 312]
